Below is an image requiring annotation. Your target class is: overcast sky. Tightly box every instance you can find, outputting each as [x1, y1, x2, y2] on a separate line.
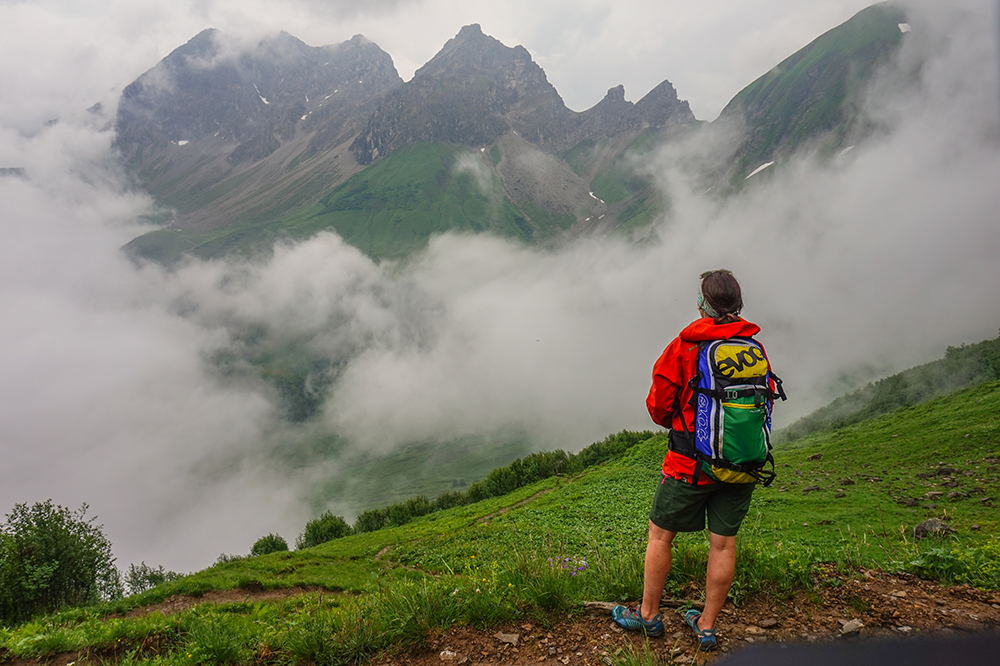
[0, 0, 885, 132]
[1, 0, 999, 574]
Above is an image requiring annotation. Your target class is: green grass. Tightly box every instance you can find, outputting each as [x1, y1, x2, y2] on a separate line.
[4, 381, 998, 663]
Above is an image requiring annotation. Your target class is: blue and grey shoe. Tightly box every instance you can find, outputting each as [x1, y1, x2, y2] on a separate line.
[683, 609, 717, 650]
[611, 604, 664, 637]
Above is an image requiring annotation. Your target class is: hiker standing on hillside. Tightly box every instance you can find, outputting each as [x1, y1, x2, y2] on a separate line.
[612, 269, 784, 650]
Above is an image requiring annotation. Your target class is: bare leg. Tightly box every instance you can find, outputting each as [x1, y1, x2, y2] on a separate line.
[640, 521, 676, 622]
[699, 532, 737, 630]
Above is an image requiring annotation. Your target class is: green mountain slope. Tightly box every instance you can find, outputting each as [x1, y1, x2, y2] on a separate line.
[719, 2, 907, 182]
[282, 142, 545, 259]
[126, 143, 543, 263]
[779, 334, 1000, 443]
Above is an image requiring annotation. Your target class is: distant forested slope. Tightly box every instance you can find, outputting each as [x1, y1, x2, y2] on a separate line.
[777, 333, 1000, 444]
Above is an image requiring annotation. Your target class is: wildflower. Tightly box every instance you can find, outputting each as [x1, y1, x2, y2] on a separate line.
[475, 588, 481, 593]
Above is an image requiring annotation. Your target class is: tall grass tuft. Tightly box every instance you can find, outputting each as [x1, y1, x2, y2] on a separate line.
[282, 610, 345, 665]
[503, 550, 587, 612]
[602, 638, 673, 666]
[578, 544, 645, 604]
[182, 613, 254, 665]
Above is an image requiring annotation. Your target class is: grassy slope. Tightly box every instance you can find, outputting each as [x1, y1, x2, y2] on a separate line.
[779, 334, 1000, 443]
[126, 142, 542, 264]
[309, 435, 535, 511]
[5, 381, 998, 662]
[560, 129, 671, 236]
[721, 3, 906, 180]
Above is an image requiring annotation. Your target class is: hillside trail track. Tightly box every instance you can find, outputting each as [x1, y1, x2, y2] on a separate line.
[373, 564, 1000, 665]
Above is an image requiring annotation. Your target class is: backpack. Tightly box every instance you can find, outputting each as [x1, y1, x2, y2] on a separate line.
[680, 337, 786, 486]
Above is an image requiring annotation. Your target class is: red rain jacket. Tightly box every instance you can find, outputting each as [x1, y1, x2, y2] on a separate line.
[646, 317, 774, 485]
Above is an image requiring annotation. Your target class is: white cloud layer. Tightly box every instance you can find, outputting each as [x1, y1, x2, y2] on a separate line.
[0, 0, 881, 132]
[1, 0, 998, 573]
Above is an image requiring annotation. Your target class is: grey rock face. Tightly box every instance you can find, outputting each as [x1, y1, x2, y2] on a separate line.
[350, 24, 695, 164]
[115, 30, 402, 168]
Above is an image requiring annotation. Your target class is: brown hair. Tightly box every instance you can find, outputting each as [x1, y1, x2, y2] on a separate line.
[700, 269, 743, 324]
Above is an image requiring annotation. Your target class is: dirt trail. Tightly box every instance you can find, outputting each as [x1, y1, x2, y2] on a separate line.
[373, 565, 1000, 665]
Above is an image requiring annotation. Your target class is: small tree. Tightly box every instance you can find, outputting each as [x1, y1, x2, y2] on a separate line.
[250, 533, 289, 557]
[125, 562, 179, 595]
[296, 512, 351, 549]
[0, 500, 121, 624]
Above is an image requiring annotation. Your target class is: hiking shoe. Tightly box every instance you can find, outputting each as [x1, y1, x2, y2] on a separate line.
[612, 605, 664, 637]
[683, 609, 717, 650]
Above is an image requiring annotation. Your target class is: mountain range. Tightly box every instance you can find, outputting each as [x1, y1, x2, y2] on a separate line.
[117, 3, 909, 263]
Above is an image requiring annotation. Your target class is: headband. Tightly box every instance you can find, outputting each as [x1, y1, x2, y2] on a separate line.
[697, 289, 721, 319]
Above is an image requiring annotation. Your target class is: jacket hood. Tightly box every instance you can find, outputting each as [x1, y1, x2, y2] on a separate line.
[679, 317, 760, 342]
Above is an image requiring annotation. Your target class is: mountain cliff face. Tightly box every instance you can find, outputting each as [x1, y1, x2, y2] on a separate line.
[117, 30, 401, 159]
[350, 24, 695, 165]
[350, 24, 577, 164]
[567, 81, 694, 146]
[115, 29, 401, 229]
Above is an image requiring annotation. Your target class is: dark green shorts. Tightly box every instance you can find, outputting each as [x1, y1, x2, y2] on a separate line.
[649, 474, 755, 537]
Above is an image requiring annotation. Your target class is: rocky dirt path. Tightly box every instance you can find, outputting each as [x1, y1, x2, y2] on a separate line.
[372, 565, 1000, 665]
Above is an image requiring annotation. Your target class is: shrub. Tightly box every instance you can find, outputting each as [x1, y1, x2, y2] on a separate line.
[296, 512, 352, 550]
[569, 430, 655, 472]
[125, 562, 179, 595]
[0, 500, 121, 624]
[354, 508, 389, 534]
[433, 491, 467, 511]
[250, 533, 289, 557]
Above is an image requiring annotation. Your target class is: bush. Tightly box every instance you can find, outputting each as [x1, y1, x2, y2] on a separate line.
[250, 533, 289, 557]
[296, 512, 352, 549]
[354, 508, 389, 534]
[125, 562, 179, 595]
[0, 500, 121, 625]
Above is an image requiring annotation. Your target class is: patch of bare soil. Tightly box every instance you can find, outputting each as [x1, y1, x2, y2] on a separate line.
[371, 565, 1000, 666]
[123, 585, 325, 618]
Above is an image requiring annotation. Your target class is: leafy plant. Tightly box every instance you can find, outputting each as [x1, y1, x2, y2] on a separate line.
[126, 562, 180, 595]
[296, 512, 351, 550]
[0, 500, 121, 624]
[906, 538, 1000, 588]
[250, 534, 289, 557]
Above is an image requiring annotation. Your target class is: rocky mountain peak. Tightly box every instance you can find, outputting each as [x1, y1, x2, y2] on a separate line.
[351, 25, 573, 164]
[114, 28, 401, 199]
[633, 80, 694, 126]
[565, 80, 695, 145]
[603, 85, 627, 103]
